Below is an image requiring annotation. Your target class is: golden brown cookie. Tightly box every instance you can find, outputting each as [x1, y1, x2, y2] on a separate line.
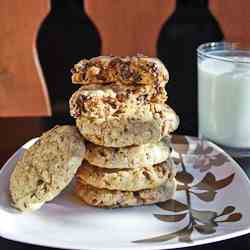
[75, 103, 179, 147]
[76, 159, 176, 191]
[85, 138, 171, 169]
[74, 179, 176, 208]
[71, 55, 169, 87]
[69, 83, 167, 119]
[9, 125, 86, 212]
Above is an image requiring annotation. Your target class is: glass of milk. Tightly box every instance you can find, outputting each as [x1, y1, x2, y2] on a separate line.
[197, 42, 250, 157]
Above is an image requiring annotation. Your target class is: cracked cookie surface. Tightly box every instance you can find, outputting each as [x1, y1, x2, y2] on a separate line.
[69, 83, 167, 119]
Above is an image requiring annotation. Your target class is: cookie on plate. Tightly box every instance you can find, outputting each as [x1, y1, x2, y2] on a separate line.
[71, 55, 169, 87]
[77, 159, 176, 191]
[75, 103, 179, 147]
[85, 138, 171, 169]
[75, 179, 176, 208]
[9, 125, 86, 212]
[69, 83, 167, 119]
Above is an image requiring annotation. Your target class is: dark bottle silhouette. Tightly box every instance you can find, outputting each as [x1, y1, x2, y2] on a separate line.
[37, 0, 101, 124]
[157, 0, 223, 136]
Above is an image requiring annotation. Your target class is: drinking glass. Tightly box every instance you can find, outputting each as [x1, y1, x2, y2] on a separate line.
[197, 42, 250, 157]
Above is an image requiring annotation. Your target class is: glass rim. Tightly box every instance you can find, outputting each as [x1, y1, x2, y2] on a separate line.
[197, 42, 250, 64]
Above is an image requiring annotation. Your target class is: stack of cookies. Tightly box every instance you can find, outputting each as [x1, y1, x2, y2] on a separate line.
[69, 55, 179, 208]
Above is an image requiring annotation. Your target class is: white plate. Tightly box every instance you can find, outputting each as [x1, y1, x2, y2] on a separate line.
[0, 136, 250, 250]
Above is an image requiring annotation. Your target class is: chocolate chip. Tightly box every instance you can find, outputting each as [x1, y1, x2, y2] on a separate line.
[37, 179, 44, 185]
[150, 63, 160, 78]
[120, 62, 132, 80]
[110, 102, 117, 109]
[136, 96, 144, 103]
[103, 97, 118, 109]
[133, 72, 142, 82]
[113, 109, 124, 117]
[134, 191, 141, 199]
[96, 73, 107, 81]
[76, 95, 86, 106]
[99, 150, 107, 157]
[117, 94, 126, 102]
[136, 95, 148, 104]
[92, 198, 98, 204]
[170, 147, 173, 153]
[75, 95, 88, 114]
[109, 58, 122, 68]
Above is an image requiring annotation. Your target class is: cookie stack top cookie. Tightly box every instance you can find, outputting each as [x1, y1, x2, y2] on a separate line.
[71, 55, 169, 87]
[69, 55, 179, 147]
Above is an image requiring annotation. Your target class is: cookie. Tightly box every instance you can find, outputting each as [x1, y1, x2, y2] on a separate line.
[74, 179, 176, 208]
[9, 125, 86, 212]
[75, 103, 179, 147]
[69, 83, 167, 119]
[77, 159, 176, 191]
[85, 138, 171, 169]
[71, 55, 169, 87]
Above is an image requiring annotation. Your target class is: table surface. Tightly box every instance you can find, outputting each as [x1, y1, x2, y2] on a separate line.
[1, 117, 250, 250]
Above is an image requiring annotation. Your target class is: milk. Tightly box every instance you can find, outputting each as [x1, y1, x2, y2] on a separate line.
[198, 58, 250, 148]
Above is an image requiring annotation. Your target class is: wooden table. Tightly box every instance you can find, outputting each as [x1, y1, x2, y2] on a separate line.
[1, 117, 250, 250]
